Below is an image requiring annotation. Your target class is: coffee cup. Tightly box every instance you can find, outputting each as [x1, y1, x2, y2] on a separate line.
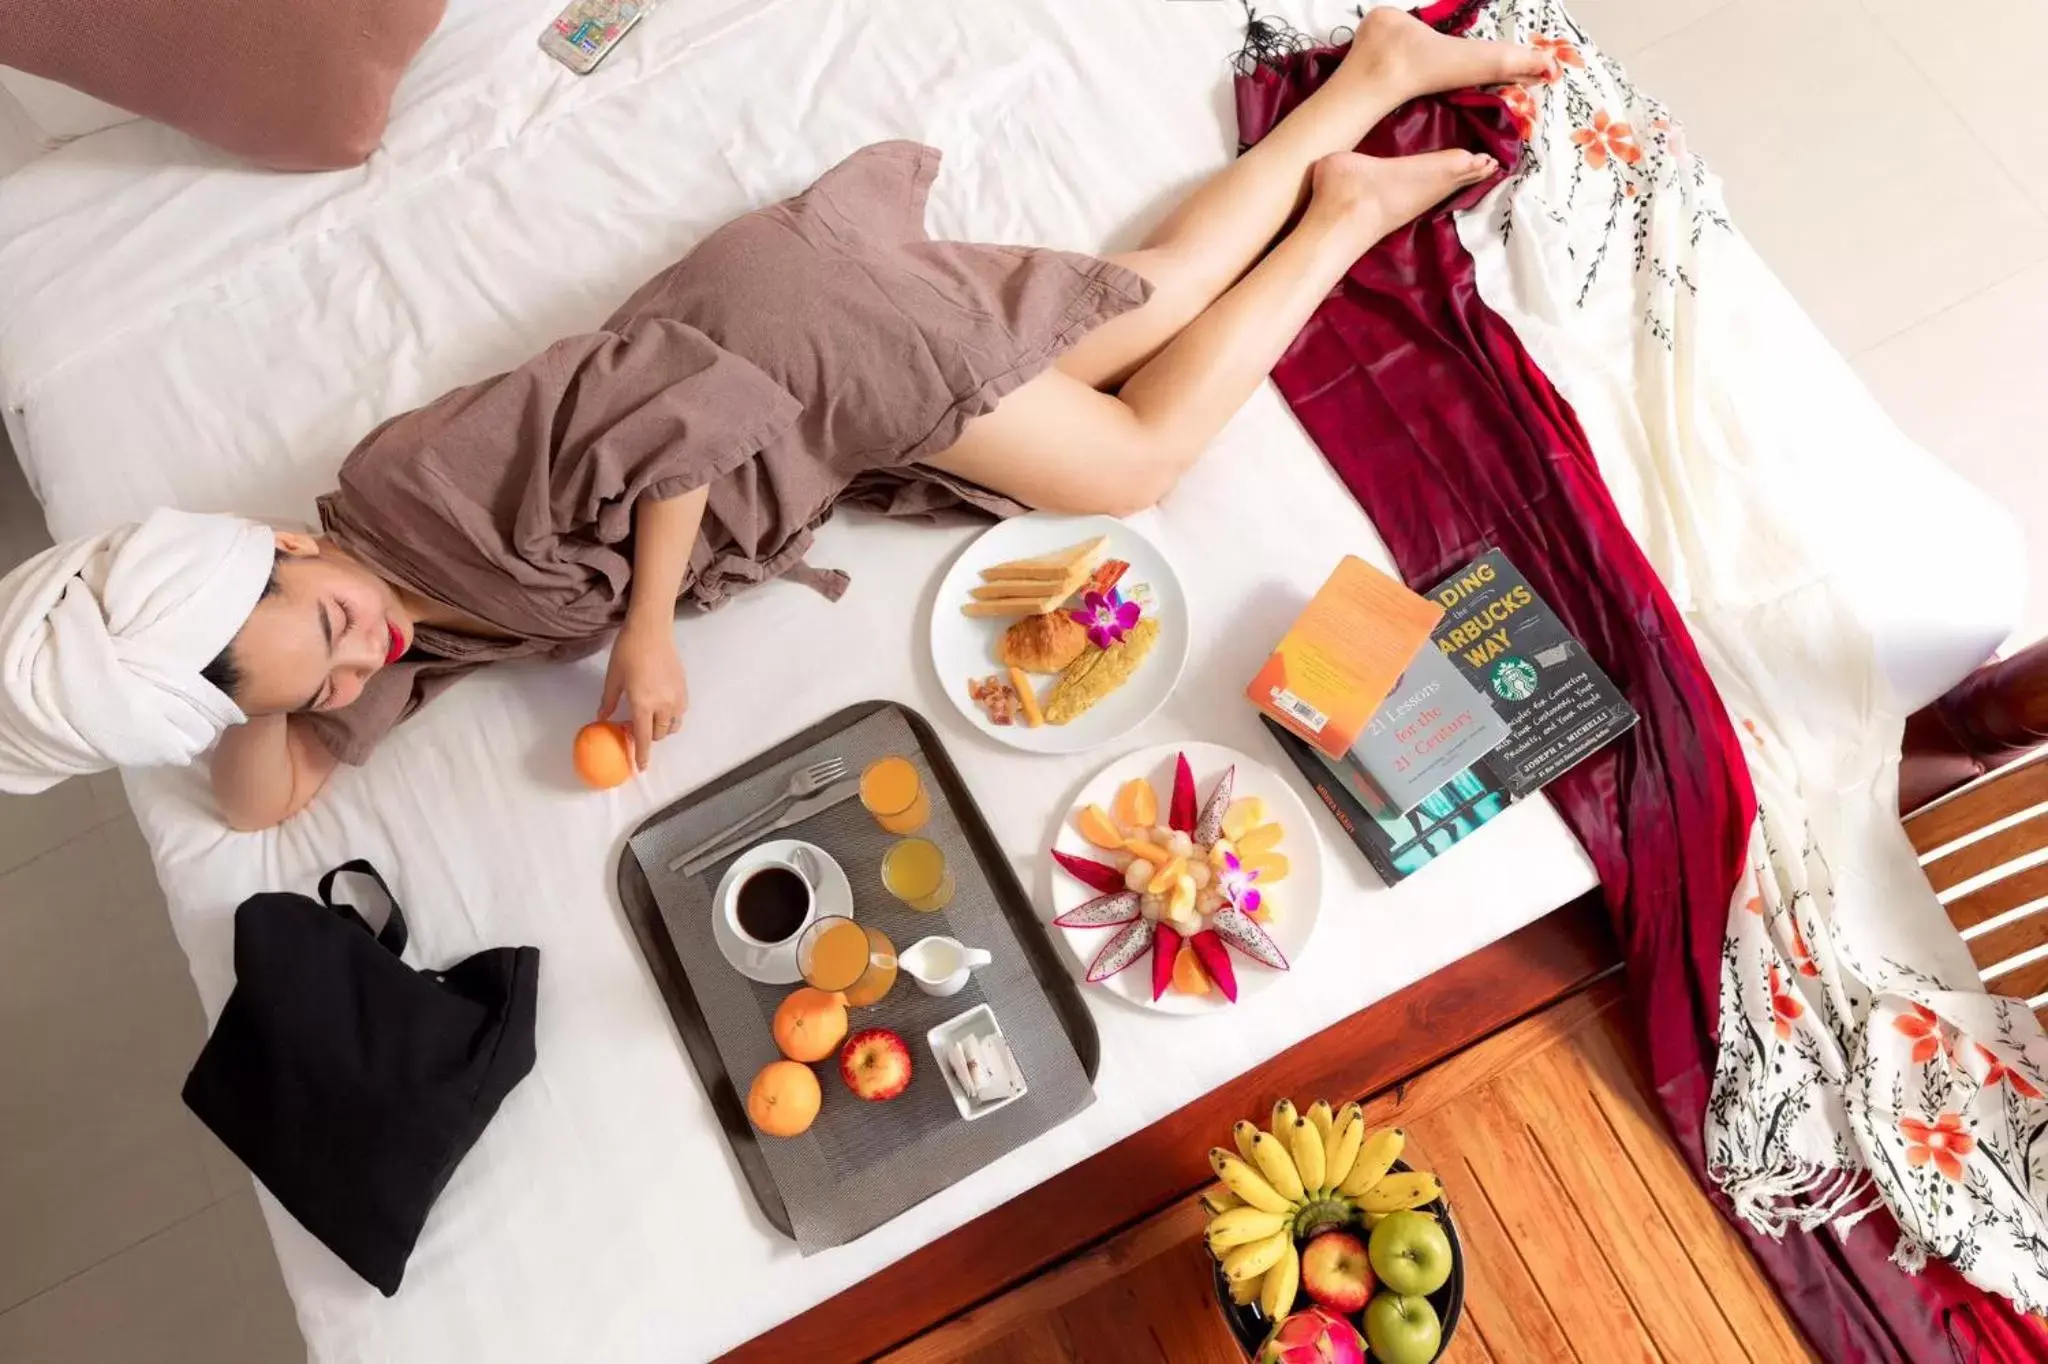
[726, 845, 820, 950]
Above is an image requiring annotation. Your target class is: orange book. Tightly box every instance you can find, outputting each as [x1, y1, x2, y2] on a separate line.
[1246, 557, 1444, 759]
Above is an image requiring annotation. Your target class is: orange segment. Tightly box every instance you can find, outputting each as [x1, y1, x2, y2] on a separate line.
[1114, 778, 1160, 829]
[1241, 852, 1290, 884]
[1146, 857, 1187, 896]
[1171, 943, 1210, 995]
[1235, 823, 1285, 858]
[1126, 839, 1174, 866]
[1075, 804, 1127, 850]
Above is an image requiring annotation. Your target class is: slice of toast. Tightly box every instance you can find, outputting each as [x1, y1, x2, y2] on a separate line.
[962, 584, 1078, 618]
[969, 561, 1093, 602]
[978, 535, 1109, 584]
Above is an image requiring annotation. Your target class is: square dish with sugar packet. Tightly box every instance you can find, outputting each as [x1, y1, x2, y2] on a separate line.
[927, 1004, 1028, 1120]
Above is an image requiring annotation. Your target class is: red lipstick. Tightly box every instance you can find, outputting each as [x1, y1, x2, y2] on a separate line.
[384, 622, 407, 666]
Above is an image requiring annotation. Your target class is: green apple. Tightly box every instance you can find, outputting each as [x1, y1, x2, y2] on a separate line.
[1364, 1290, 1442, 1364]
[1368, 1210, 1453, 1296]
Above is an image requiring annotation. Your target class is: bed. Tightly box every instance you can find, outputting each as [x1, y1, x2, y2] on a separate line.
[0, 1, 2019, 1359]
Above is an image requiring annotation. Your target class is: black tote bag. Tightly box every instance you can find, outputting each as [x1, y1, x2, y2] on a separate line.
[183, 861, 539, 1296]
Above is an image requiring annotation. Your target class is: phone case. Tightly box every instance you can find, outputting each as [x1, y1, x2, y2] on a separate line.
[539, 0, 649, 75]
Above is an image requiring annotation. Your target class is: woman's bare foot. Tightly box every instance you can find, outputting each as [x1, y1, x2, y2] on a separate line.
[1338, 6, 1551, 97]
[1303, 149, 1498, 251]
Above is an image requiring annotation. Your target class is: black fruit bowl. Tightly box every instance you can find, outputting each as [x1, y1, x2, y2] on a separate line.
[1210, 1163, 1465, 1363]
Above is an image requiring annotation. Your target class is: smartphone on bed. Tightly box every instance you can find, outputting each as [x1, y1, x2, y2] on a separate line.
[539, 0, 650, 75]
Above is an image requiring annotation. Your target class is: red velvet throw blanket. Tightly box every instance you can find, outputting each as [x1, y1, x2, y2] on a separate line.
[1234, 14, 2047, 1361]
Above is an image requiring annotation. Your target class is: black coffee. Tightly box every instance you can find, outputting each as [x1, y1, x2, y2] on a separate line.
[735, 866, 808, 943]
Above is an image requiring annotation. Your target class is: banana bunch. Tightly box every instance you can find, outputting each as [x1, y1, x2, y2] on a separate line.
[1203, 1098, 1442, 1319]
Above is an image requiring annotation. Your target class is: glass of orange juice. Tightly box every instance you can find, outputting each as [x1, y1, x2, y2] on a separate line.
[882, 837, 954, 912]
[859, 755, 929, 835]
[798, 915, 897, 1006]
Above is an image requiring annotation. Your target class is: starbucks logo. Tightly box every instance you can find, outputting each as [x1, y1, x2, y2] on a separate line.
[1491, 657, 1538, 701]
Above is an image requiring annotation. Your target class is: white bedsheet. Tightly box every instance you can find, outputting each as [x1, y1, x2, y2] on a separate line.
[0, 2, 2010, 1359]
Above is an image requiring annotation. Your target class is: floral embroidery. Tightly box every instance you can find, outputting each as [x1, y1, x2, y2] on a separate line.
[1899, 1113, 1976, 1183]
[1768, 963, 1804, 1039]
[1499, 84, 1538, 138]
[1789, 920, 1819, 977]
[1571, 110, 1641, 169]
[1477, 0, 1732, 343]
[1530, 32, 1583, 77]
[1893, 1003, 1944, 1065]
[1445, 0, 2048, 1307]
[1071, 588, 1140, 649]
[1979, 1044, 2044, 1099]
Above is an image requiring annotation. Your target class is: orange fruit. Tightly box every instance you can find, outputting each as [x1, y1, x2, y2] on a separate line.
[1125, 839, 1174, 866]
[1146, 857, 1187, 896]
[1241, 852, 1290, 884]
[573, 721, 635, 789]
[772, 987, 849, 1063]
[1236, 823, 1285, 857]
[1114, 778, 1159, 830]
[746, 1060, 822, 1137]
[1171, 943, 1209, 995]
[1075, 804, 1126, 851]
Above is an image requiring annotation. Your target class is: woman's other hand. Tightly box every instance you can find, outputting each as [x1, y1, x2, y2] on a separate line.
[599, 618, 689, 770]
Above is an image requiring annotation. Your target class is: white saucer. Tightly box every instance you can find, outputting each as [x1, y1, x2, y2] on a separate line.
[711, 839, 855, 986]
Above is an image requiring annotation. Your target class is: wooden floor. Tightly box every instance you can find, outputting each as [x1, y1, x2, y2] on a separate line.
[884, 982, 1814, 1364]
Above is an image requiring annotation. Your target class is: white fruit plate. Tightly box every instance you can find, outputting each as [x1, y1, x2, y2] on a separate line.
[1045, 741, 1323, 1015]
[930, 512, 1190, 754]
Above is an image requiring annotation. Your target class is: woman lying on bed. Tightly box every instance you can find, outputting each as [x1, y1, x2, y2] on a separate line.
[0, 12, 1546, 826]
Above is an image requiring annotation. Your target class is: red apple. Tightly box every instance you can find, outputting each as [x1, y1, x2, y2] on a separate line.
[839, 1028, 912, 1102]
[1300, 1229, 1374, 1314]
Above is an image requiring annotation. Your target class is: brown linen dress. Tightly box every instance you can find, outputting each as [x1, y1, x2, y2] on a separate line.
[305, 141, 1148, 765]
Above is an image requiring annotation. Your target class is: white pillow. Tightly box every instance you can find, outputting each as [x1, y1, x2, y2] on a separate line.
[0, 67, 136, 143]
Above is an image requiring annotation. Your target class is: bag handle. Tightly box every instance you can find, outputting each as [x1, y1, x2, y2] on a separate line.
[317, 859, 409, 958]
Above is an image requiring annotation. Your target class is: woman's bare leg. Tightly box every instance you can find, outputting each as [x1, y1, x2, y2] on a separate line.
[1057, 8, 1548, 390]
[930, 150, 1495, 516]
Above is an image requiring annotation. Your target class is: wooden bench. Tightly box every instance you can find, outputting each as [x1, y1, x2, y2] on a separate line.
[1906, 753, 2048, 1027]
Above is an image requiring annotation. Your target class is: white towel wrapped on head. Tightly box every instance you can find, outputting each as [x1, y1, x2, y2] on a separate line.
[0, 509, 276, 792]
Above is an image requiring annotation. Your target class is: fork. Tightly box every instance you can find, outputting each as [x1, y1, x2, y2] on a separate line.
[666, 755, 851, 872]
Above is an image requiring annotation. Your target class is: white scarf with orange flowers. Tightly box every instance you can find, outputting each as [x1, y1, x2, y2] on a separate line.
[1446, 0, 2048, 1313]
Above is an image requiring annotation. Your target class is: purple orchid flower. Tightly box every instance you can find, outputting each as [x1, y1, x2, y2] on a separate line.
[1217, 850, 1262, 916]
[1071, 587, 1142, 649]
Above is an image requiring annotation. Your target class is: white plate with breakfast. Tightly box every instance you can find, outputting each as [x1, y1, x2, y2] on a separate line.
[930, 513, 1189, 754]
[1044, 742, 1323, 1015]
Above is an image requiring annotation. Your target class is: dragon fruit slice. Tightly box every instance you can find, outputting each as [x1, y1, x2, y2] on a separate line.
[1054, 891, 1142, 929]
[1211, 904, 1288, 971]
[1152, 923, 1183, 1001]
[1188, 929, 1238, 1002]
[1087, 917, 1156, 983]
[1169, 752, 1197, 833]
[1053, 849, 1127, 894]
[1192, 764, 1236, 847]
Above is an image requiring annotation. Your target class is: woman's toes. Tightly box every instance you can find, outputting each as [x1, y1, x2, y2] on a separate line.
[1307, 148, 1500, 242]
[1457, 151, 1499, 184]
[1343, 7, 1552, 95]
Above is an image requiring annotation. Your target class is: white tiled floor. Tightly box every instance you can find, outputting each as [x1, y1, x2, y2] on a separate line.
[0, 3, 2044, 1360]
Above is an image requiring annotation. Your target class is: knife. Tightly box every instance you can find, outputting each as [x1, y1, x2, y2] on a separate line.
[673, 777, 862, 876]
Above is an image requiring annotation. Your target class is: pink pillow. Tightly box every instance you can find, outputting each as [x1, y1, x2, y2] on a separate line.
[0, 0, 447, 170]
